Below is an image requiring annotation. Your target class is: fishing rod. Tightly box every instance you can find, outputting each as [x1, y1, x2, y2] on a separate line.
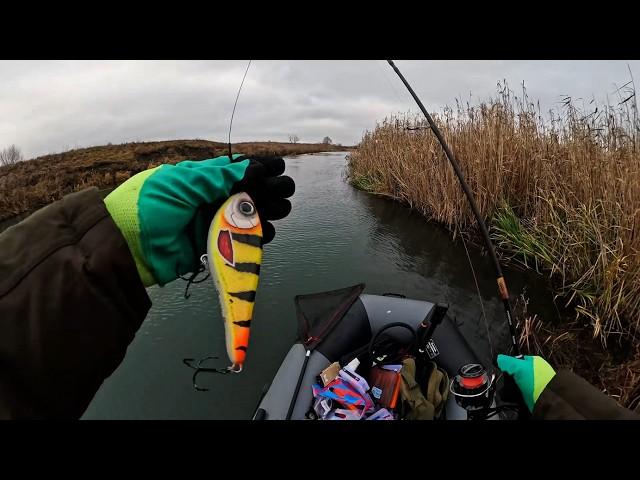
[386, 60, 521, 358]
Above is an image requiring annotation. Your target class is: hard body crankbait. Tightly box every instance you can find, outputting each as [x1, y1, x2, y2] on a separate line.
[206, 192, 263, 373]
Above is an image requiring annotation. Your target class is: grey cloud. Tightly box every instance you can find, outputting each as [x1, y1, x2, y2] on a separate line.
[1, 60, 638, 158]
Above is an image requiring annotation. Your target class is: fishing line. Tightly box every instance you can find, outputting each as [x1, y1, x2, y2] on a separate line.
[375, 60, 406, 107]
[228, 60, 252, 159]
[460, 230, 495, 360]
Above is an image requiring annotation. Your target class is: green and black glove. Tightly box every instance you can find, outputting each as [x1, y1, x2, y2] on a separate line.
[104, 154, 294, 287]
[497, 354, 556, 412]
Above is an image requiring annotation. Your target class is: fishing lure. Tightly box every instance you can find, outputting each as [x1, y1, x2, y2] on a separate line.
[184, 61, 262, 389]
[207, 191, 263, 372]
[183, 191, 263, 389]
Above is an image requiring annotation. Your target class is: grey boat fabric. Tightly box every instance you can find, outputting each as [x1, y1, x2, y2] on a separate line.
[256, 294, 477, 420]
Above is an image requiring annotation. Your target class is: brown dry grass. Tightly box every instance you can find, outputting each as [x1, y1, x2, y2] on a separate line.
[0, 139, 351, 222]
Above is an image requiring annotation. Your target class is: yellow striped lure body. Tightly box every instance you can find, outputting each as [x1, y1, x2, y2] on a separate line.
[206, 192, 263, 373]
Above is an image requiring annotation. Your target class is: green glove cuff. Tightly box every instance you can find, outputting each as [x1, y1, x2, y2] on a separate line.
[497, 354, 556, 412]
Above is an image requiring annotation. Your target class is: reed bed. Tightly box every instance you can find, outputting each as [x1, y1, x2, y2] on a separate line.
[347, 81, 640, 406]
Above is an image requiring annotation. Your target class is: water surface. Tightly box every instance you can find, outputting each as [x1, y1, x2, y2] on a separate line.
[79, 152, 556, 419]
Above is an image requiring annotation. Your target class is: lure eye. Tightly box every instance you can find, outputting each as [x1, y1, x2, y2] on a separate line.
[223, 192, 260, 229]
[239, 201, 255, 216]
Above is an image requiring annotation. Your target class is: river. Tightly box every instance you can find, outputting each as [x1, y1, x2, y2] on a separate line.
[70, 152, 554, 419]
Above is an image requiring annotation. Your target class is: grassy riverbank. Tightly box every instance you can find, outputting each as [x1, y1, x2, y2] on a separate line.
[347, 82, 640, 408]
[0, 139, 351, 222]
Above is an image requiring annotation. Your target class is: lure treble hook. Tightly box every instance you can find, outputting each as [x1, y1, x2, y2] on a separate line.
[182, 356, 232, 391]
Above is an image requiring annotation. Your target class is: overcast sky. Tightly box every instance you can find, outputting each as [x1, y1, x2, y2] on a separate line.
[1, 60, 639, 159]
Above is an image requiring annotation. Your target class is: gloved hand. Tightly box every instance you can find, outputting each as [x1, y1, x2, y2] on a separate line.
[104, 154, 294, 287]
[497, 354, 556, 412]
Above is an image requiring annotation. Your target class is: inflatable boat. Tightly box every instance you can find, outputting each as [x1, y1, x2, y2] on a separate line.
[252, 284, 512, 420]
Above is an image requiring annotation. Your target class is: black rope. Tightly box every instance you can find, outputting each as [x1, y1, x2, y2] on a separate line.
[368, 322, 418, 365]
